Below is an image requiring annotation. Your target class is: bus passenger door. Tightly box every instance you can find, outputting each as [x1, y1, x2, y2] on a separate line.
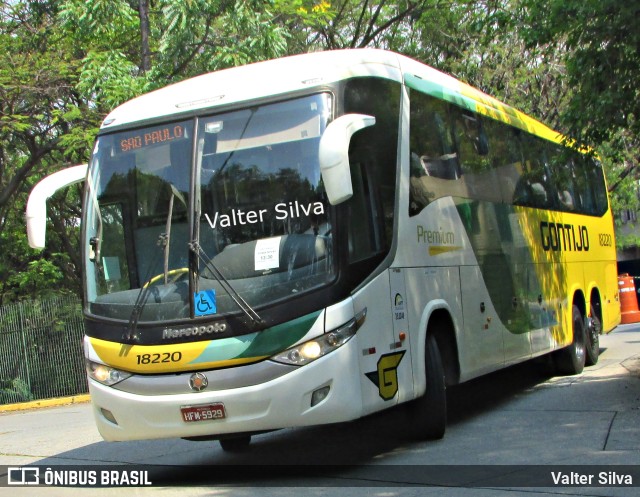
[347, 157, 408, 414]
[353, 272, 404, 416]
[389, 268, 413, 404]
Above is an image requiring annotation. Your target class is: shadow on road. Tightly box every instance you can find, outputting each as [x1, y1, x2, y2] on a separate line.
[32, 359, 558, 470]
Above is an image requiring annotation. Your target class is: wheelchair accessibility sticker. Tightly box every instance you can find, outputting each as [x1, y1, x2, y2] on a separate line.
[194, 290, 217, 316]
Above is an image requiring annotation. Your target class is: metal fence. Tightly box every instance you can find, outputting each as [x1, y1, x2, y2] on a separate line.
[0, 295, 88, 405]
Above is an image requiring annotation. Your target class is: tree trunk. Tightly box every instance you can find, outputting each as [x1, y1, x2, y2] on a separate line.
[138, 0, 151, 73]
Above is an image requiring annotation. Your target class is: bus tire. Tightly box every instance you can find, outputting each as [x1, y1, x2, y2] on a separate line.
[407, 334, 447, 440]
[585, 304, 601, 366]
[554, 305, 586, 375]
[219, 435, 251, 452]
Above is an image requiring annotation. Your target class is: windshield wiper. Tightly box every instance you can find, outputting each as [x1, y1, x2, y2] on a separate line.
[161, 185, 187, 284]
[125, 186, 187, 342]
[189, 240, 263, 327]
[124, 235, 165, 342]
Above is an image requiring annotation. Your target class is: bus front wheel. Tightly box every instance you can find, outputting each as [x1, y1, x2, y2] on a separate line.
[219, 435, 251, 452]
[406, 333, 447, 440]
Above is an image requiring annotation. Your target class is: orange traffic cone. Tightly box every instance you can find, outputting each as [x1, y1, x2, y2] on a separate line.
[618, 274, 640, 324]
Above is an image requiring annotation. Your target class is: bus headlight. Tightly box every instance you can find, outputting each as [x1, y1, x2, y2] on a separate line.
[271, 319, 357, 366]
[86, 360, 132, 386]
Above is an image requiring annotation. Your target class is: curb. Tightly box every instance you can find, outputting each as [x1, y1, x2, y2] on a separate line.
[0, 394, 91, 413]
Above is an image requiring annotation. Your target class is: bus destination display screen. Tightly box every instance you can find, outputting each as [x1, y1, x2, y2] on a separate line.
[118, 124, 188, 153]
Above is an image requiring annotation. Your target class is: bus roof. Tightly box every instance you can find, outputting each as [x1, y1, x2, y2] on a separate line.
[100, 49, 562, 144]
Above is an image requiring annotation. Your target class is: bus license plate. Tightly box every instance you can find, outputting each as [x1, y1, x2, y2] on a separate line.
[181, 403, 226, 423]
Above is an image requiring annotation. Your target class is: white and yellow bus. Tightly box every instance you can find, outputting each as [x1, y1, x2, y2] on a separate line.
[27, 49, 620, 450]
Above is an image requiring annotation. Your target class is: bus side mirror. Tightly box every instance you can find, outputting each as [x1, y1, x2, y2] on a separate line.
[319, 113, 375, 205]
[26, 164, 88, 249]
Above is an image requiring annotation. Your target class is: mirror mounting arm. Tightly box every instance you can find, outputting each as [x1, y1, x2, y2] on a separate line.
[26, 164, 88, 249]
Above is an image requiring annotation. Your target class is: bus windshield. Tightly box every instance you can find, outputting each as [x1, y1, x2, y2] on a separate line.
[84, 93, 334, 323]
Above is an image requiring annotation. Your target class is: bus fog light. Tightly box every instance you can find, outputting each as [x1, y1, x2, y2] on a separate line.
[100, 408, 118, 425]
[311, 386, 330, 407]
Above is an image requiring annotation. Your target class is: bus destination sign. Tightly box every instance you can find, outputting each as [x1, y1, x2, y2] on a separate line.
[119, 124, 186, 153]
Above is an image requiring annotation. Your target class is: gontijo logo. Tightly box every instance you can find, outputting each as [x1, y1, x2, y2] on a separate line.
[540, 221, 589, 252]
[365, 351, 406, 401]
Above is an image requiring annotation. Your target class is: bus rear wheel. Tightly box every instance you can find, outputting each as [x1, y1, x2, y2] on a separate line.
[554, 305, 586, 375]
[406, 334, 447, 440]
[585, 303, 601, 366]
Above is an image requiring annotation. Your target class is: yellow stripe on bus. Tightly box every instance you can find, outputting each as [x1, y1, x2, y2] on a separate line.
[89, 337, 267, 374]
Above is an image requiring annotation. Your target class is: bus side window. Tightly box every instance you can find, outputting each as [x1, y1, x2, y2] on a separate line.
[548, 144, 579, 212]
[347, 160, 381, 262]
[344, 77, 400, 262]
[484, 118, 522, 205]
[548, 146, 607, 217]
[589, 158, 609, 215]
[409, 92, 462, 215]
[409, 91, 504, 215]
[102, 203, 131, 285]
[415, 111, 459, 180]
[449, 108, 499, 203]
[513, 133, 555, 209]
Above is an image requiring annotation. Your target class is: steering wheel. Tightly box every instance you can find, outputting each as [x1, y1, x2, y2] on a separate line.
[143, 268, 190, 288]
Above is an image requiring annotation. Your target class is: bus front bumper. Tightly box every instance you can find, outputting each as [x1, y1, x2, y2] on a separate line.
[88, 336, 363, 441]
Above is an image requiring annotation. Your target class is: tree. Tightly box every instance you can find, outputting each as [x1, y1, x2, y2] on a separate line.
[0, 0, 294, 302]
[311, 0, 427, 49]
[58, 0, 292, 103]
[0, 0, 93, 302]
[3, 0, 639, 301]
[522, 0, 640, 146]
[521, 0, 640, 248]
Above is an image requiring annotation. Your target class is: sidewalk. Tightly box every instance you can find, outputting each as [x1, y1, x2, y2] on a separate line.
[0, 394, 91, 413]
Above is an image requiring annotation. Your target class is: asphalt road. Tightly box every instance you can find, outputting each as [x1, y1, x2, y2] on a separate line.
[1, 324, 639, 496]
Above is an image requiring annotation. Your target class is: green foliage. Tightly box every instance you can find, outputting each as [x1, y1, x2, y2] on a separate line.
[598, 131, 640, 249]
[77, 50, 149, 109]
[13, 259, 64, 294]
[150, 0, 290, 82]
[58, 0, 147, 109]
[406, 1, 568, 131]
[0, 212, 78, 303]
[522, 0, 640, 146]
[0, 378, 34, 404]
[0, 296, 87, 404]
[57, 0, 138, 48]
[2, 0, 640, 302]
[303, 0, 429, 49]
[520, 0, 640, 248]
[207, 0, 290, 69]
